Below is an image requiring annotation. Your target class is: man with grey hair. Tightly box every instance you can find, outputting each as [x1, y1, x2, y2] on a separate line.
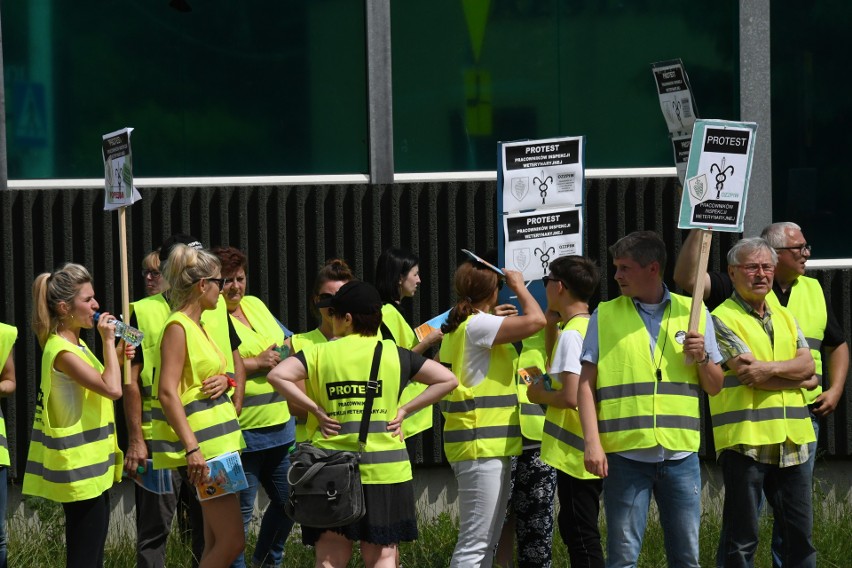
[710, 236, 817, 567]
[675, 223, 847, 420]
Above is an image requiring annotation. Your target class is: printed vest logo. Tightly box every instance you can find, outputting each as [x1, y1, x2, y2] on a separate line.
[326, 381, 383, 400]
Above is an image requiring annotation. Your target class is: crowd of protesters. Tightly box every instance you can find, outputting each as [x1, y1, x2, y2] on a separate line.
[2, 220, 843, 568]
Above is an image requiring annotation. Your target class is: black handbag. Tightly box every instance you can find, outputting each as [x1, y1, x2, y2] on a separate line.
[284, 343, 383, 528]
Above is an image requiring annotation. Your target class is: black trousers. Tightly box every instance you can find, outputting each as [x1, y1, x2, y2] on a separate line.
[63, 492, 110, 568]
[555, 470, 604, 568]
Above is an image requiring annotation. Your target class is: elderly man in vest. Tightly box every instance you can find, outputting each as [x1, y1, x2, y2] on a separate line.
[710, 237, 818, 567]
[577, 231, 724, 567]
[676, 222, 847, 565]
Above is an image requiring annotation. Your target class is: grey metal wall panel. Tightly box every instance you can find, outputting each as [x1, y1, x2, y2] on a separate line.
[1, 178, 848, 476]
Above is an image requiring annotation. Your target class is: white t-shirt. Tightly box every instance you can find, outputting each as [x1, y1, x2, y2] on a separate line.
[548, 328, 583, 379]
[49, 368, 84, 428]
[458, 312, 504, 388]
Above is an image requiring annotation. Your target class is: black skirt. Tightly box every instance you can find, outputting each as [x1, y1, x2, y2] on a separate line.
[302, 480, 418, 546]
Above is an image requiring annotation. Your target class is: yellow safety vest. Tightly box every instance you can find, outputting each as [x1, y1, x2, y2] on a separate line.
[129, 293, 171, 441]
[440, 314, 521, 462]
[381, 304, 433, 437]
[515, 329, 547, 441]
[152, 312, 245, 469]
[540, 317, 597, 480]
[766, 276, 826, 405]
[200, 299, 237, 376]
[231, 295, 290, 430]
[291, 328, 328, 353]
[0, 323, 17, 467]
[709, 299, 815, 450]
[23, 335, 121, 502]
[302, 334, 411, 484]
[597, 294, 704, 453]
[291, 328, 329, 442]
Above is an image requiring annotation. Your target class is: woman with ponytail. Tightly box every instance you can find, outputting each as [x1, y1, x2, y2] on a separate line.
[24, 263, 130, 568]
[154, 244, 245, 567]
[440, 259, 546, 568]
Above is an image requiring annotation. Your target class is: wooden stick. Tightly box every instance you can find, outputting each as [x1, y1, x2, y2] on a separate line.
[688, 229, 713, 332]
[685, 229, 712, 364]
[118, 206, 132, 384]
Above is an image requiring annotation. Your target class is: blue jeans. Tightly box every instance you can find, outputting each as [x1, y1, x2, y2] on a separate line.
[0, 466, 7, 568]
[603, 453, 701, 568]
[231, 444, 294, 568]
[770, 413, 818, 568]
[717, 450, 815, 568]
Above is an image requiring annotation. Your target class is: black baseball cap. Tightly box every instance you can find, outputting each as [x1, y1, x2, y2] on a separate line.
[316, 281, 382, 315]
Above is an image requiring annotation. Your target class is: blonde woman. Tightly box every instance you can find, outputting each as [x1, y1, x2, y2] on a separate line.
[153, 245, 245, 567]
[24, 263, 128, 568]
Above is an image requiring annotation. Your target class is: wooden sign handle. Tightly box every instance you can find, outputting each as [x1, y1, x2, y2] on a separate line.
[685, 229, 712, 363]
[119, 207, 132, 384]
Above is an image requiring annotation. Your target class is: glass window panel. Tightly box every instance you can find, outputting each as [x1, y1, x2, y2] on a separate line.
[4, 1, 367, 178]
[392, 1, 738, 172]
[771, 2, 851, 257]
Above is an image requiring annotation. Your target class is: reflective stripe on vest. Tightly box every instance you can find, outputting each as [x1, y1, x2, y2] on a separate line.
[23, 335, 120, 503]
[709, 299, 815, 450]
[440, 315, 521, 462]
[129, 294, 171, 441]
[381, 305, 434, 438]
[597, 294, 703, 453]
[766, 276, 827, 404]
[303, 335, 412, 484]
[152, 312, 244, 469]
[291, 328, 328, 443]
[231, 296, 291, 430]
[0, 323, 17, 467]
[540, 317, 597, 480]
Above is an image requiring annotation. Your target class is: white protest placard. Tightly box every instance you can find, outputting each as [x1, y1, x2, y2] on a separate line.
[678, 119, 758, 232]
[651, 59, 698, 137]
[102, 127, 142, 211]
[500, 137, 584, 211]
[503, 208, 582, 281]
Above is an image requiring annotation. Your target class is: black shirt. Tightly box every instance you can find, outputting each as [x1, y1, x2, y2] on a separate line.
[293, 345, 429, 399]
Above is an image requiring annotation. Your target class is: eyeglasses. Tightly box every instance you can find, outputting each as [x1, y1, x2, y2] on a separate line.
[142, 270, 161, 279]
[222, 275, 245, 287]
[734, 263, 776, 276]
[775, 243, 812, 255]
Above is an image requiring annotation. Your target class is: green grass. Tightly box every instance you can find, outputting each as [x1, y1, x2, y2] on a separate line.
[9, 496, 852, 567]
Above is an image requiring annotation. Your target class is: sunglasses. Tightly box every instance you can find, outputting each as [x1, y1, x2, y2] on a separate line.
[194, 277, 226, 289]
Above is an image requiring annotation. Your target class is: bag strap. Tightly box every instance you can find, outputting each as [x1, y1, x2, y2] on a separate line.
[359, 342, 383, 454]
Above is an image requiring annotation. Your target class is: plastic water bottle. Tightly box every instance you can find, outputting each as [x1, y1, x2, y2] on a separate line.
[94, 312, 144, 347]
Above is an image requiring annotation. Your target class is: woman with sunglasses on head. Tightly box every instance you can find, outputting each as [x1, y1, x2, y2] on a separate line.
[268, 281, 457, 568]
[374, 248, 443, 438]
[440, 259, 546, 568]
[153, 244, 246, 568]
[24, 263, 131, 568]
[211, 246, 295, 568]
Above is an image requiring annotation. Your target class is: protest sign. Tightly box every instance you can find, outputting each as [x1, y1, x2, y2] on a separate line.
[679, 119, 758, 233]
